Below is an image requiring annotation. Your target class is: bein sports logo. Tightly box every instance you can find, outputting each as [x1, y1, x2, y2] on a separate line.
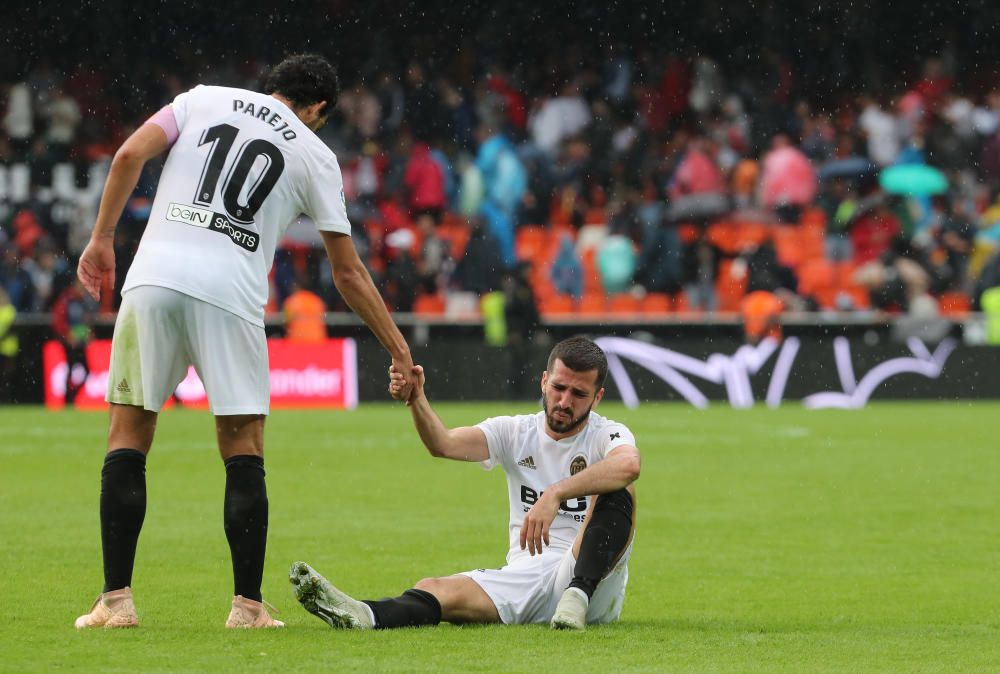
[593, 336, 957, 410]
[166, 202, 213, 228]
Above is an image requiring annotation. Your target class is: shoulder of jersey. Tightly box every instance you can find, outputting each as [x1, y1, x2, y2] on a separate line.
[587, 410, 621, 431]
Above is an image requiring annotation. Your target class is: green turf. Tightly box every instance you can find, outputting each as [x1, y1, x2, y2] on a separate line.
[1, 402, 998, 672]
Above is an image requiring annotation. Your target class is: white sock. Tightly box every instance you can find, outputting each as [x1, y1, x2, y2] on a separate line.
[362, 601, 376, 626]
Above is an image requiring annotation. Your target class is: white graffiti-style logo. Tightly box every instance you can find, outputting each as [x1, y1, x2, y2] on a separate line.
[593, 336, 956, 410]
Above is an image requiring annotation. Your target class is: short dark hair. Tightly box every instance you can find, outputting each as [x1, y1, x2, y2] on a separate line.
[261, 53, 339, 112]
[547, 337, 608, 389]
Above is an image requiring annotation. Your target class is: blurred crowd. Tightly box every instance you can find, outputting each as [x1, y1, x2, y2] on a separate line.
[5, 31, 1000, 339]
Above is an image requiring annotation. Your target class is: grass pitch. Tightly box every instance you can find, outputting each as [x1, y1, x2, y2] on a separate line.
[1, 402, 998, 672]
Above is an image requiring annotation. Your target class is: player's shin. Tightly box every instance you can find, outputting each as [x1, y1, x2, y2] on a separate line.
[223, 455, 268, 602]
[569, 488, 634, 599]
[100, 448, 147, 592]
[363, 589, 442, 629]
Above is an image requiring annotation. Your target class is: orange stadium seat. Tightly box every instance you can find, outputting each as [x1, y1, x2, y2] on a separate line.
[796, 225, 826, 264]
[577, 293, 607, 316]
[798, 259, 836, 297]
[515, 225, 547, 262]
[673, 291, 691, 313]
[539, 294, 574, 317]
[438, 221, 470, 260]
[608, 294, 640, 315]
[715, 259, 747, 312]
[413, 294, 445, 316]
[773, 225, 801, 268]
[938, 292, 971, 316]
[799, 207, 828, 230]
[581, 249, 602, 294]
[640, 292, 672, 314]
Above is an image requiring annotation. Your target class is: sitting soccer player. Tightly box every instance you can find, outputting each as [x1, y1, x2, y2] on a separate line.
[290, 336, 639, 630]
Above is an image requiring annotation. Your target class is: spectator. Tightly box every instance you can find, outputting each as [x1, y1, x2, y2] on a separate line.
[634, 200, 681, 294]
[283, 276, 327, 343]
[403, 62, 441, 142]
[404, 142, 446, 220]
[741, 290, 784, 344]
[20, 240, 68, 311]
[339, 80, 382, 141]
[50, 277, 95, 405]
[817, 178, 856, 262]
[529, 82, 591, 156]
[503, 262, 540, 397]
[936, 197, 978, 290]
[0, 245, 37, 312]
[857, 96, 900, 167]
[759, 135, 817, 222]
[850, 202, 901, 264]
[683, 234, 721, 313]
[3, 82, 33, 157]
[453, 217, 504, 294]
[384, 229, 419, 312]
[854, 236, 932, 313]
[596, 234, 637, 294]
[669, 139, 726, 199]
[475, 125, 527, 268]
[0, 287, 17, 403]
[550, 233, 583, 299]
[415, 213, 451, 294]
[42, 85, 81, 161]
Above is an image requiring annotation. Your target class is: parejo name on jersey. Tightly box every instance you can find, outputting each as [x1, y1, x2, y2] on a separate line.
[232, 98, 297, 140]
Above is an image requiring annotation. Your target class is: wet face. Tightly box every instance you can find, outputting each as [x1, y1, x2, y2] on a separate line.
[541, 359, 604, 436]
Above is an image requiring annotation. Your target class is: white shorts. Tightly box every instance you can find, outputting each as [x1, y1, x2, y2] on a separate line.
[461, 542, 631, 625]
[106, 285, 270, 415]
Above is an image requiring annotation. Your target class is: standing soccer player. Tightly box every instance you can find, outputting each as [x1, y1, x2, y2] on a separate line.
[74, 54, 414, 629]
[291, 337, 639, 631]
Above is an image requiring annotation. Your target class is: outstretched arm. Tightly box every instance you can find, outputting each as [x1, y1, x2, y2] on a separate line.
[321, 230, 413, 397]
[78, 123, 170, 300]
[520, 444, 641, 555]
[391, 364, 490, 462]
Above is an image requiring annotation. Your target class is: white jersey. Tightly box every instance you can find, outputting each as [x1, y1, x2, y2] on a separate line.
[476, 410, 637, 564]
[124, 85, 351, 326]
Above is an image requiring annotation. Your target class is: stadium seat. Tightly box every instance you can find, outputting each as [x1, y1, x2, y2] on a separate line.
[798, 259, 836, 297]
[438, 221, 470, 259]
[772, 226, 801, 268]
[413, 294, 445, 316]
[673, 291, 691, 313]
[577, 293, 607, 316]
[581, 248, 603, 294]
[584, 207, 606, 226]
[836, 286, 871, 310]
[796, 225, 826, 264]
[608, 293, 639, 315]
[640, 292, 672, 314]
[715, 260, 747, 313]
[938, 292, 971, 316]
[539, 294, 574, 317]
[515, 225, 547, 262]
[798, 207, 828, 230]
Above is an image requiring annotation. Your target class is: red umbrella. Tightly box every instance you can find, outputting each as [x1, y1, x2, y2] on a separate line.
[760, 146, 817, 207]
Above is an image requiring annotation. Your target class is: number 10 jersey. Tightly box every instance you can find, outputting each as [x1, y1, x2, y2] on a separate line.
[123, 85, 351, 327]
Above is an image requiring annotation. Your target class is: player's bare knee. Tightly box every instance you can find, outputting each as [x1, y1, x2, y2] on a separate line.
[216, 414, 265, 459]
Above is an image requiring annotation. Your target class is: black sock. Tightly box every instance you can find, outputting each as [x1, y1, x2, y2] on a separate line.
[224, 455, 268, 602]
[363, 589, 442, 629]
[100, 449, 147, 592]
[569, 489, 634, 599]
